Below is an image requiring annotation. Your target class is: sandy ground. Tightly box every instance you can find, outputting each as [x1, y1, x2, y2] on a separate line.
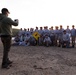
[0, 40, 76, 75]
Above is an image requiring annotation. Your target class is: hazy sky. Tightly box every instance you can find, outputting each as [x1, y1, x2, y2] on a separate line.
[0, 0, 76, 29]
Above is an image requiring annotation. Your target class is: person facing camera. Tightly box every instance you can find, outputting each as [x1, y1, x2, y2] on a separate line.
[43, 35, 52, 47]
[61, 30, 70, 48]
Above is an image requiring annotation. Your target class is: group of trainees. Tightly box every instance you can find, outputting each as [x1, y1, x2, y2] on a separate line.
[13, 25, 76, 48]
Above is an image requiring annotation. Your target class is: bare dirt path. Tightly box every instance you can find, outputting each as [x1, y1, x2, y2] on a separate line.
[0, 41, 76, 75]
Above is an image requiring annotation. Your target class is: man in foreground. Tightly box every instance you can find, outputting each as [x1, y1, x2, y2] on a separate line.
[0, 8, 19, 69]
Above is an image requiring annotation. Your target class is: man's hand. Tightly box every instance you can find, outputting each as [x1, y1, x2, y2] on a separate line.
[14, 19, 19, 24]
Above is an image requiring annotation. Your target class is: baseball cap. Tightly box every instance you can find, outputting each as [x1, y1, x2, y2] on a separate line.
[1, 8, 10, 14]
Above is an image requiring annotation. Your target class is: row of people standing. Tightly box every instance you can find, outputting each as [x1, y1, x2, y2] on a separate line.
[14, 25, 76, 48]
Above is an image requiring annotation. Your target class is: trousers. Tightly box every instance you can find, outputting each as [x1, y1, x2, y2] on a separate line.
[1, 35, 11, 65]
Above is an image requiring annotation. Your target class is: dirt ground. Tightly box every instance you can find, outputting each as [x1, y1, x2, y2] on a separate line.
[0, 40, 76, 75]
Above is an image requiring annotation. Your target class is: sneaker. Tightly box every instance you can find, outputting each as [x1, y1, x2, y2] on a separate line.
[7, 60, 13, 67]
[7, 60, 13, 65]
[1, 64, 10, 69]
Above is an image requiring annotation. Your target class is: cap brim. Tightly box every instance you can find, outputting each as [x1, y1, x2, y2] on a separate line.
[8, 11, 10, 14]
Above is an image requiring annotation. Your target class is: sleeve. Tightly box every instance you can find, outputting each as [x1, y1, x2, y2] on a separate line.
[75, 29, 76, 36]
[5, 17, 18, 26]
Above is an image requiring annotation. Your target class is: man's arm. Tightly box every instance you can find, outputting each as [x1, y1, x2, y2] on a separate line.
[5, 17, 18, 26]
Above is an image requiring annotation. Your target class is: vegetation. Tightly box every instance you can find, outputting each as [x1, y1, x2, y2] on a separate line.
[0, 28, 19, 37]
[12, 28, 19, 37]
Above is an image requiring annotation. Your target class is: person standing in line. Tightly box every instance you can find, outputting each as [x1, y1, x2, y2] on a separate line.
[58, 25, 64, 47]
[54, 26, 60, 46]
[0, 8, 19, 69]
[71, 25, 76, 48]
[34, 26, 39, 45]
[38, 27, 44, 46]
[49, 26, 55, 46]
[18, 28, 23, 36]
[66, 26, 71, 34]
